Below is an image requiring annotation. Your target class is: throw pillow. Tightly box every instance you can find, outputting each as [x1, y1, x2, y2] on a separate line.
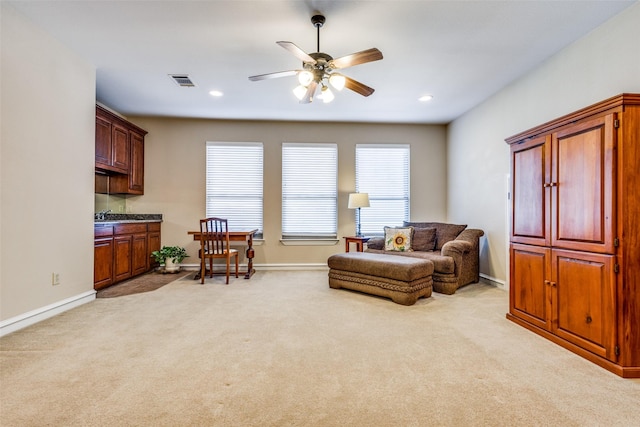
[366, 237, 384, 250]
[384, 226, 413, 252]
[404, 222, 467, 250]
[411, 227, 437, 251]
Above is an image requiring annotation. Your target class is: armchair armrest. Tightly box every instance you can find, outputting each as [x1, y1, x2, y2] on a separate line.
[455, 229, 484, 246]
[441, 240, 472, 257]
[451, 228, 484, 286]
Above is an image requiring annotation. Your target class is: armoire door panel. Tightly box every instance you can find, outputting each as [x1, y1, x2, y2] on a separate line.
[551, 115, 615, 253]
[552, 249, 616, 360]
[511, 135, 551, 246]
[510, 244, 551, 330]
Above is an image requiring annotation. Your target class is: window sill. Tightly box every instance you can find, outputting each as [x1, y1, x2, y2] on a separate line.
[280, 239, 339, 246]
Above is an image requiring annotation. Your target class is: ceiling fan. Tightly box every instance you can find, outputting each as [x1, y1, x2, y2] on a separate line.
[248, 14, 383, 104]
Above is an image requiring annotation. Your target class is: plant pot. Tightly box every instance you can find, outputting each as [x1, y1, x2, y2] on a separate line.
[164, 259, 180, 273]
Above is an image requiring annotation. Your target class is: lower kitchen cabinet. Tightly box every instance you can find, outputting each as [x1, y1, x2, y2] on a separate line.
[94, 229, 115, 290]
[94, 222, 161, 290]
[147, 222, 161, 269]
[113, 234, 134, 283]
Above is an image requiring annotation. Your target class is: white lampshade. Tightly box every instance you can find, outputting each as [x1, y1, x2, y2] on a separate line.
[329, 74, 346, 91]
[320, 86, 334, 103]
[348, 193, 370, 209]
[293, 85, 308, 100]
[297, 70, 314, 86]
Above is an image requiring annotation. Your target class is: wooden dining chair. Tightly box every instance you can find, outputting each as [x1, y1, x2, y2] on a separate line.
[199, 217, 239, 284]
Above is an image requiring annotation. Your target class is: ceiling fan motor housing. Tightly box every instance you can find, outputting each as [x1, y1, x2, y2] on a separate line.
[304, 52, 334, 83]
[311, 14, 325, 28]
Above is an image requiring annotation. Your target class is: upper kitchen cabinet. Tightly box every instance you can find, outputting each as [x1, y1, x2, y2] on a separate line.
[95, 105, 148, 194]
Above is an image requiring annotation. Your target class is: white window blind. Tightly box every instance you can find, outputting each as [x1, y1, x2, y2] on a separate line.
[206, 142, 263, 236]
[356, 144, 410, 236]
[282, 143, 337, 238]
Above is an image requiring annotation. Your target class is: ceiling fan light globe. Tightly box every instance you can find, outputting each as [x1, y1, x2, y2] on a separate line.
[329, 74, 346, 91]
[298, 71, 314, 86]
[321, 86, 335, 103]
[293, 85, 308, 100]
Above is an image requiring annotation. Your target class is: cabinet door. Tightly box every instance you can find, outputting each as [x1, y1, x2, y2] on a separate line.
[131, 233, 148, 276]
[510, 243, 552, 330]
[511, 135, 551, 246]
[94, 237, 114, 290]
[128, 131, 144, 194]
[95, 116, 112, 168]
[111, 123, 130, 173]
[113, 235, 133, 282]
[148, 230, 161, 270]
[551, 115, 615, 253]
[551, 249, 616, 361]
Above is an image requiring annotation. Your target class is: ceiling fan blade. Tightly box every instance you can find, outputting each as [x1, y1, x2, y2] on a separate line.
[300, 81, 318, 104]
[344, 76, 375, 97]
[330, 48, 383, 69]
[248, 70, 299, 81]
[276, 41, 316, 64]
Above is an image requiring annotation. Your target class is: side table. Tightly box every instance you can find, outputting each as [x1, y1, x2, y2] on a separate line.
[344, 236, 370, 252]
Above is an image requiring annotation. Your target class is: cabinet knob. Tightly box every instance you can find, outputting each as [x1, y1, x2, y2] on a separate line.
[586, 315, 593, 324]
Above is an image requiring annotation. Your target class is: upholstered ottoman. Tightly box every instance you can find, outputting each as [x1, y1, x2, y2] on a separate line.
[328, 252, 433, 305]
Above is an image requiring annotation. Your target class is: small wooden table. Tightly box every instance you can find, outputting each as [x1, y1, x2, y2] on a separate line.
[344, 236, 370, 252]
[188, 229, 258, 279]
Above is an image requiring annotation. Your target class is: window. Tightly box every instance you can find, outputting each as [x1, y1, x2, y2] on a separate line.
[282, 143, 337, 239]
[355, 144, 410, 236]
[206, 142, 263, 237]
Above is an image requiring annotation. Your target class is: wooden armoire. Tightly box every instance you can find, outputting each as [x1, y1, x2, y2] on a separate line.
[506, 94, 640, 378]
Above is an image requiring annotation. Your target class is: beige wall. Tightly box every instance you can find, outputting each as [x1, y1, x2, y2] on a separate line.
[124, 118, 447, 267]
[1, 4, 96, 321]
[447, 2, 640, 285]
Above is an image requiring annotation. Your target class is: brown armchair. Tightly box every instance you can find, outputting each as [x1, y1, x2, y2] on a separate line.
[365, 222, 484, 294]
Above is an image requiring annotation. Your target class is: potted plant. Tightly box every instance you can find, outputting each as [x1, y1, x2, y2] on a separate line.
[151, 246, 189, 273]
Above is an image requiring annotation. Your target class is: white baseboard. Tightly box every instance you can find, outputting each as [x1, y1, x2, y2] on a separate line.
[0, 291, 96, 337]
[253, 263, 329, 271]
[480, 273, 507, 290]
[180, 263, 329, 271]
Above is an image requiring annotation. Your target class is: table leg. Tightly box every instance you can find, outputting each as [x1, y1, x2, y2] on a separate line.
[244, 234, 255, 279]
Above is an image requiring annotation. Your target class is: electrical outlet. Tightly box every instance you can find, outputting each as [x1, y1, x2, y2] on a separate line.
[52, 273, 60, 286]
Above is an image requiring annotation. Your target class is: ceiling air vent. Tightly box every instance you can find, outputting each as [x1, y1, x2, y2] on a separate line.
[169, 74, 195, 87]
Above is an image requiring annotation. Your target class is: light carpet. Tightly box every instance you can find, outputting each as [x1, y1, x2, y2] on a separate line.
[1, 270, 639, 426]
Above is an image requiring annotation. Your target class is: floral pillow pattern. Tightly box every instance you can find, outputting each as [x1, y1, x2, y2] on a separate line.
[384, 226, 413, 252]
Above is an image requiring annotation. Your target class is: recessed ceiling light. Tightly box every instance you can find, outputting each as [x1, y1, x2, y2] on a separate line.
[209, 90, 224, 97]
[419, 95, 434, 102]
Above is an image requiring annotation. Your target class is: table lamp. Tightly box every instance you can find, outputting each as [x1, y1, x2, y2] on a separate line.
[348, 193, 370, 237]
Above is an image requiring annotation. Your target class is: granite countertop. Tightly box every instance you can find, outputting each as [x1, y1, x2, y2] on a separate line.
[94, 213, 162, 224]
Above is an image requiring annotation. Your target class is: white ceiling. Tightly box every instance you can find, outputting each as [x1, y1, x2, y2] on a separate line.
[7, 0, 637, 124]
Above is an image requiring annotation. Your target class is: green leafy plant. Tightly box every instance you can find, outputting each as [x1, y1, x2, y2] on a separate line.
[151, 246, 189, 264]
